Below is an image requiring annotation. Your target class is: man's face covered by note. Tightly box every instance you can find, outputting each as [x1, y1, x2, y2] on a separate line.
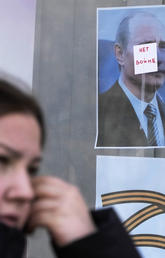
[122, 14, 165, 95]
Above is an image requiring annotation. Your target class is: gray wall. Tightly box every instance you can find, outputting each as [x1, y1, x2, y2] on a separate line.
[29, 0, 165, 257]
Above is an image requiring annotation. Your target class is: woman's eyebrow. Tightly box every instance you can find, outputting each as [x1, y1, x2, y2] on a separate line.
[0, 143, 22, 158]
[0, 143, 42, 162]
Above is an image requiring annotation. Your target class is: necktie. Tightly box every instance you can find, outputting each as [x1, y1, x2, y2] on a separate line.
[144, 104, 160, 146]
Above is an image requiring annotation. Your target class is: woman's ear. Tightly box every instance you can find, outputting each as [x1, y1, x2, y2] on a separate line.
[114, 43, 125, 66]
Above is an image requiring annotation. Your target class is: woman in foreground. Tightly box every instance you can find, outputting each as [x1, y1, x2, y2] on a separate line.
[0, 79, 141, 258]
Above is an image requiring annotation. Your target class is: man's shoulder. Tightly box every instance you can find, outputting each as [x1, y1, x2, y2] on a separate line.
[99, 81, 121, 99]
[98, 81, 129, 110]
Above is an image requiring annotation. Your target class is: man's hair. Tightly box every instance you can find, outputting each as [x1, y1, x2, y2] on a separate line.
[0, 79, 45, 146]
[115, 15, 132, 50]
[115, 12, 160, 50]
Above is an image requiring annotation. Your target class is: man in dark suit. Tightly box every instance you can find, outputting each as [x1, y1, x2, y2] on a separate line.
[97, 12, 165, 147]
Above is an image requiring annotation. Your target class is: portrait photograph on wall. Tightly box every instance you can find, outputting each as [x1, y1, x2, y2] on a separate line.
[95, 5, 165, 148]
[96, 155, 165, 258]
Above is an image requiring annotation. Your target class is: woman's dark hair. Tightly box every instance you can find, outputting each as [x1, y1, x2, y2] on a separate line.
[0, 79, 45, 146]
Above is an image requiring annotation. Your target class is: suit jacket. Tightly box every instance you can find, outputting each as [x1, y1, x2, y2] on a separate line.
[97, 81, 165, 147]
